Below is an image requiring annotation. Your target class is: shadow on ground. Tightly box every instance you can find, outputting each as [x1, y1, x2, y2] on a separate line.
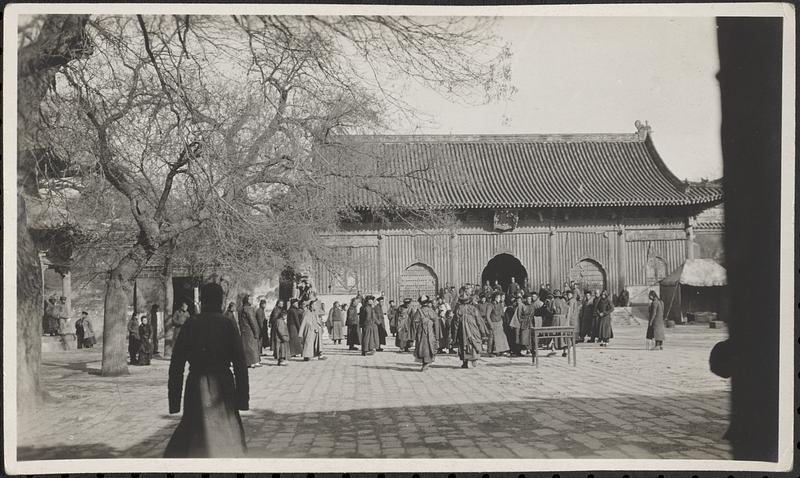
[18, 390, 730, 460]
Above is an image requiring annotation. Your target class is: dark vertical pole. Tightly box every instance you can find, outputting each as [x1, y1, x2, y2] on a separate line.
[716, 17, 782, 461]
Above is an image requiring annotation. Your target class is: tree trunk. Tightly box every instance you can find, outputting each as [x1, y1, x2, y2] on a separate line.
[17, 198, 43, 422]
[100, 248, 147, 376]
[161, 242, 175, 357]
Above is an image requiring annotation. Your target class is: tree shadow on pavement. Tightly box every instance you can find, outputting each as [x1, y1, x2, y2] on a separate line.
[17, 390, 731, 461]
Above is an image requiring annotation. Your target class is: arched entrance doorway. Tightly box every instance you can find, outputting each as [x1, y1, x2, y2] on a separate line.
[399, 263, 439, 299]
[569, 259, 607, 292]
[481, 254, 528, 293]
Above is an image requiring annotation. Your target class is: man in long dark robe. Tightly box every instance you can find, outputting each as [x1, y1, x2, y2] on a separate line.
[507, 277, 520, 305]
[503, 297, 520, 355]
[590, 290, 602, 342]
[596, 290, 614, 346]
[238, 296, 261, 368]
[387, 300, 398, 337]
[579, 291, 594, 342]
[514, 294, 536, 356]
[413, 296, 438, 371]
[486, 294, 509, 356]
[345, 298, 360, 350]
[394, 298, 413, 351]
[165, 282, 249, 458]
[374, 297, 387, 351]
[268, 300, 284, 348]
[451, 293, 488, 368]
[255, 300, 269, 355]
[360, 296, 380, 355]
[287, 299, 304, 357]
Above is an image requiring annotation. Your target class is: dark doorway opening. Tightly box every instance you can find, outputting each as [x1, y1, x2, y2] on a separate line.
[172, 277, 199, 316]
[481, 254, 528, 293]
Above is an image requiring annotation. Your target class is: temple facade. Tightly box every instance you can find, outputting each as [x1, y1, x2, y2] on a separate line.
[311, 123, 724, 306]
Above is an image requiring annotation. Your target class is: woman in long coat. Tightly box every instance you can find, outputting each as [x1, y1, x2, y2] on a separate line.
[646, 291, 666, 350]
[486, 294, 510, 356]
[165, 283, 249, 457]
[413, 297, 439, 371]
[328, 302, 345, 344]
[238, 296, 261, 368]
[596, 290, 614, 347]
[345, 298, 361, 350]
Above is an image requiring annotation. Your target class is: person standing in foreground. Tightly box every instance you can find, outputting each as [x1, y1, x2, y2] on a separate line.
[646, 290, 666, 350]
[451, 292, 488, 368]
[165, 282, 249, 458]
[268, 300, 284, 343]
[238, 296, 261, 368]
[345, 298, 361, 350]
[413, 295, 439, 371]
[299, 300, 326, 361]
[596, 290, 614, 347]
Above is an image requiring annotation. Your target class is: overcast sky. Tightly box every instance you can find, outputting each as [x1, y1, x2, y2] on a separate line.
[396, 16, 723, 180]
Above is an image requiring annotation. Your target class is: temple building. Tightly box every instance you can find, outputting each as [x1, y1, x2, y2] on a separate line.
[312, 122, 725, 306]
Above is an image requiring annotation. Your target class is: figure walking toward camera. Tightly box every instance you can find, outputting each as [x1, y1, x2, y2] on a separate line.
[647, 291, 666, 350]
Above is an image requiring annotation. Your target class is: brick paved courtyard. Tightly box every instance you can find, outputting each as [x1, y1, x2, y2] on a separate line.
[17, 323, 731, 461]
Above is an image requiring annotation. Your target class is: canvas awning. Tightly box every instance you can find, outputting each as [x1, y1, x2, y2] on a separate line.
[660, 258, 727, 287]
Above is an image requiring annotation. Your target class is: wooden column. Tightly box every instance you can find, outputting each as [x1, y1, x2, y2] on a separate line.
[377, 234, 387, 294]
[449, 233, 459, 287]
[617, 225, 627, 291]
[548, 226, 557, 286]
[685, 217, 696, 260]
[61, 271, 72, 317]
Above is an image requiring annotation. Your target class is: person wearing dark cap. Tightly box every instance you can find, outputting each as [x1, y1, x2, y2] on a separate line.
[486, 294, 509, 356]
[287, 299, 304, 357]
[360, 296, 380, 355]
[345, 297, 361, 350]
[451, 292, 488, 368]
[413, 295, 439, 371]
[596, 290, 614, 347]
[299, 300, 326, 361]
[238, 296, 261, 368]
[646, 290, 665, 350]
[387, 299, 398, 337]
[394, 298, 414, 352]
[374, 297, 387, 351]
[165, 282, 249, 457]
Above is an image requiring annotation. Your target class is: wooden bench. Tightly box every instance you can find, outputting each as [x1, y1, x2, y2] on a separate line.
[530, 326, 577, 367]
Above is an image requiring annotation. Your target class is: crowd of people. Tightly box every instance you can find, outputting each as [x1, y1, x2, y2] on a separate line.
[160, 279, 666, 458]
[202, 276, 668, 372]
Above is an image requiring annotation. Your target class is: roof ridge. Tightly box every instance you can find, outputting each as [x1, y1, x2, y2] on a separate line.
[333, 133, 644, 144]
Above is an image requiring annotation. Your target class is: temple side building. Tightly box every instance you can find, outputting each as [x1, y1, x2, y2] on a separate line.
[311, 122, 725, 306]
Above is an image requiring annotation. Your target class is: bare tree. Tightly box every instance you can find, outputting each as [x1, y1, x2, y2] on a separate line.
[35, 14, 511, 376]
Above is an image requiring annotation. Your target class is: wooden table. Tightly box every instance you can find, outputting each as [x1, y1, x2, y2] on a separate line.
[530, 325, 577, 367]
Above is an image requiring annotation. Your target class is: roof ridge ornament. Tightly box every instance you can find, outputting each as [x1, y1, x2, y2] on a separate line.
[634, 120, 652, 140]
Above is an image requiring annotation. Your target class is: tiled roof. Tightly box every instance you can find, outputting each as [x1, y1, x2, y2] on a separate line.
[318, 128, 724, 210]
